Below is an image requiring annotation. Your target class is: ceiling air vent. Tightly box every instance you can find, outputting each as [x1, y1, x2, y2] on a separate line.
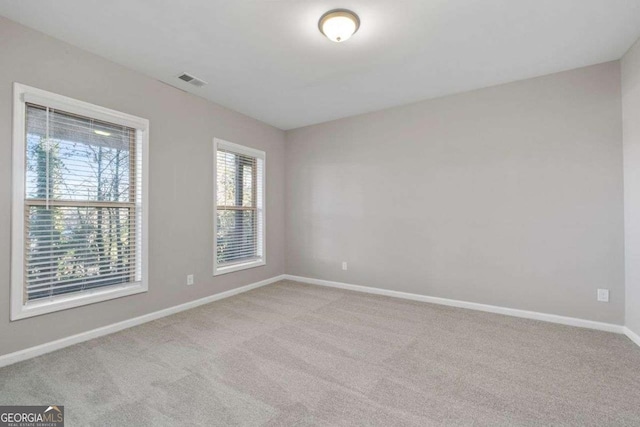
[178, 73, 207, 87]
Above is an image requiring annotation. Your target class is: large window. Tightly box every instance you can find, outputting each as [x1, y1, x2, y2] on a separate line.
[11, 84, 148, 320]
[213, 138, 265, 275]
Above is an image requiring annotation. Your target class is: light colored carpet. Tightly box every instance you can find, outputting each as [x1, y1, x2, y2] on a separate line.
[1, 280, 639, 426]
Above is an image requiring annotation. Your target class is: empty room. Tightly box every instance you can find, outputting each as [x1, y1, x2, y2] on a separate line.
[1, 1, 640, 425]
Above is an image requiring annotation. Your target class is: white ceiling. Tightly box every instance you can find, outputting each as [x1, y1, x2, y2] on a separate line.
[1, 0, 640, 130]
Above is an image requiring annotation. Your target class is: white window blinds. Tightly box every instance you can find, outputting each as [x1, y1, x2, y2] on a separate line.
[23, 103, 143, 301]
[214, 140, 265, 274]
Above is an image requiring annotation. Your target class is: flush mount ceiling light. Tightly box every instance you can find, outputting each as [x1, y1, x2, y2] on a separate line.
[318, 9, 360, 43]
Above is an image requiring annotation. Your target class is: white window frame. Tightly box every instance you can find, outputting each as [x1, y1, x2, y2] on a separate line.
[213, 138, 266, 276]
[11, 83, 149, 320]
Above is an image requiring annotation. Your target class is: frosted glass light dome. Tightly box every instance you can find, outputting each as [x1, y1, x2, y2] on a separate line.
[318, 10, 360, 43]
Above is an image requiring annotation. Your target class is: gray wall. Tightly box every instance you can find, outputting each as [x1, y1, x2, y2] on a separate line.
[285, 62, 625, 324]
[623, 38, 640, 336]
[0, 17, 286, 356]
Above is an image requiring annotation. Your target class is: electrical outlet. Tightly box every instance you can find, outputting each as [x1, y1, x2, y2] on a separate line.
[342, 261, 348, 271]
[597, 288, 609, 302]
[187, 274, 194, 286]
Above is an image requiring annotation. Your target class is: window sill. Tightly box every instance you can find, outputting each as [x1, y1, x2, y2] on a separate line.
[213, 260, 265, 276]
[11, 282, 147, 321]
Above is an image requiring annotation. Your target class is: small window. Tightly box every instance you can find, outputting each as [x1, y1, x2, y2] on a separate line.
[11, 84, 149, 320]
[213, 138, 265, 275]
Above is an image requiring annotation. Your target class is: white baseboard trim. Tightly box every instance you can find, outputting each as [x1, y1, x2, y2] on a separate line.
[283, 274, 625, 335]
[624, 327, 640, 348]
[2, 273, 635, 369]
[0, 274, 286, 368]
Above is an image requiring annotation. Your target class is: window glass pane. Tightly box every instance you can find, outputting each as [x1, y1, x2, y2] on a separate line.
[216, 209, 257, 265]
[216, 149, 255, 207]
[22, 103, 140, 302]
[25, 205, 134, 301]
[25, 105, 133, 203]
